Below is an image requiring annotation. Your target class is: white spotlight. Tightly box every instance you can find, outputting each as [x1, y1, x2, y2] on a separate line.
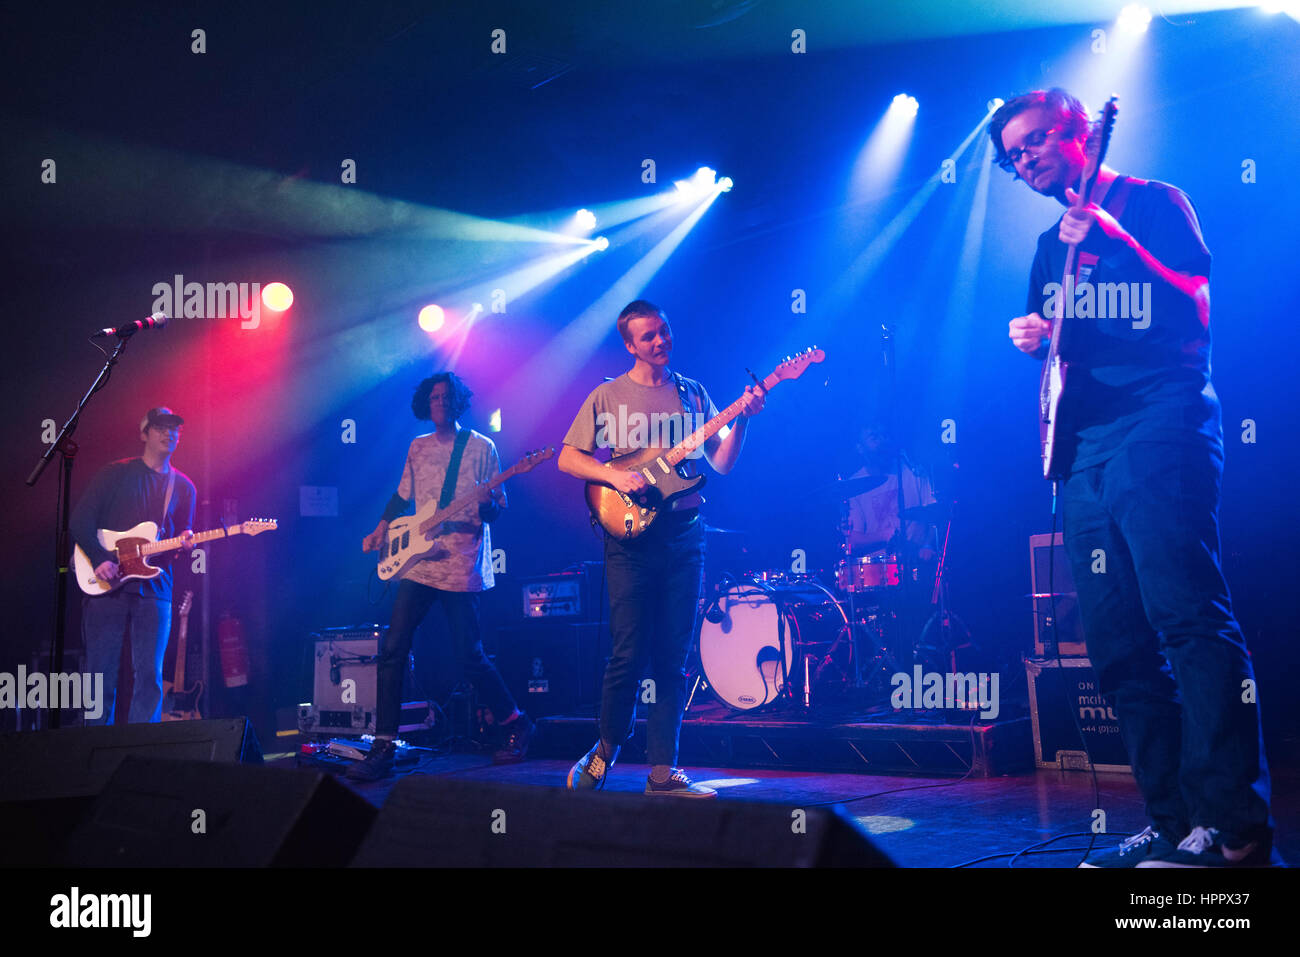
[575, 208, 597, 231]
[592, 236, 609, 251]
[891, 94, 919, 118]
[988, 97, 1005, 113]
[1118, 4, 1152, 33]
[674, 166, 719, 194]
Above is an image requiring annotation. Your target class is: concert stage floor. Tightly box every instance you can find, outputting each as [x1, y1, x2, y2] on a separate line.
[296, 750, 1298, 868]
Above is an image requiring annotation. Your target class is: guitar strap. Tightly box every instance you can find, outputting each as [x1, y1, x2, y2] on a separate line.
[670, 371, 694, 416]
[438, 427, 473, 508]
[160, 467, 176, 538]
[1074, 176, 1137, 285]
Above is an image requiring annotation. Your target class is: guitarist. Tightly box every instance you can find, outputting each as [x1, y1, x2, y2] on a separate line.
[69, 407, 196, 724]
[353, 372, 532, 780]
[996, 89, 1274, 867]
[557, 300, 764, 797]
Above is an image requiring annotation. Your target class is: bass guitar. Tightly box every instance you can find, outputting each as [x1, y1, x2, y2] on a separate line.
[376, 448, 554, 581]
[585, 348, 825, 539]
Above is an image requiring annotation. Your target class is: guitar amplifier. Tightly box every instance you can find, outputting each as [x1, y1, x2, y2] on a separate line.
[519, 563, 606, 623]
[1025, 657, 1130, 773]
[299, 625, 424, 736]
[492, 622, 604, 718]
[1029, 533, 1087, 657]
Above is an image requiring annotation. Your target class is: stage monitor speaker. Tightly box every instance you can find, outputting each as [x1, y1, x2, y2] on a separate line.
[1029, 532, 1087, 657]
[350, 776, 893, 867]
[62, 757, 377, 867]
[0, 717, 261, 866]
[493, 621, 603, 718]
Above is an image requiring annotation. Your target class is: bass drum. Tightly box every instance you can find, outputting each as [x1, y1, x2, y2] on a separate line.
[699, 579, 849, 712]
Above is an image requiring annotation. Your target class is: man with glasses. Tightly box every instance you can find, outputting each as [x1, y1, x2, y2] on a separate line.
[993, 89, 1274, 867]
[70, 407, 196, 724]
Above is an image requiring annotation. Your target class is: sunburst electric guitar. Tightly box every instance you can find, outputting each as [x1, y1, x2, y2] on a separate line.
[162, 590, 201, 721]
[1040, 95, 1119, 480]
[376, 447, 555, 581]
[73, 519, 278, 595]
[585, 348, 825, 539]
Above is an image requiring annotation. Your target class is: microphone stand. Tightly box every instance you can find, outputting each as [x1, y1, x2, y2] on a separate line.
[25, 335, 132, 729]
[881, 322, 911, 672]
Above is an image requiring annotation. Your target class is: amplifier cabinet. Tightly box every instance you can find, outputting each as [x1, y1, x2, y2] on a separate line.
[493, 622, 604, 718]
[1029, 533, 1088, 657]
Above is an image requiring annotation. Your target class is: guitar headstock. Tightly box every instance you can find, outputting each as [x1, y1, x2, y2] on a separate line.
[241, 518, 278, 536]
[1081, 95, 1119, 195]
[509, 447, 556, 476]
[178, 590, 193, 617]
[771, 347, 826, 382]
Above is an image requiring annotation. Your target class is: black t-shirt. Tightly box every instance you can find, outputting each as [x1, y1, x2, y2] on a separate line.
[69, 457, 198, 600]
[1025, 177, 1222, 473]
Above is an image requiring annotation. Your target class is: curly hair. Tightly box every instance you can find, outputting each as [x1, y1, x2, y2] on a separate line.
[989, 88, 1089, 173]
[411, 371, 473, 421]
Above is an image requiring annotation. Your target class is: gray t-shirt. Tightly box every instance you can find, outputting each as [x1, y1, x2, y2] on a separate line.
[563, 372, 718, 511]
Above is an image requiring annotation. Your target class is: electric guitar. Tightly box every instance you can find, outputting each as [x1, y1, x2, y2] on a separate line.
[73, 519, 278, 595]
[1040, 95, 1119, 479]
[585, 348, 825, 539]
[376, 448, 555, 581]
[162, 590, 201, 721]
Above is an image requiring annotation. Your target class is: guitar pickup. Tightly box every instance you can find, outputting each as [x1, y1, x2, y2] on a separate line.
[401, 531, 410, 549]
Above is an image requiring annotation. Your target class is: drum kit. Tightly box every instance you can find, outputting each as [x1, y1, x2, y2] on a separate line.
[690, 475, 959, 716]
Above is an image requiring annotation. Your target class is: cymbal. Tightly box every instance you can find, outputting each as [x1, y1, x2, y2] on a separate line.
[703, 524, 744, 535]
[900, 502, 950, 523]
[813, 474, 889, 500]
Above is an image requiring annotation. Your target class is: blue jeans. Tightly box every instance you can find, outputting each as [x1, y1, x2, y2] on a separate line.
[1061, 441, 1272, 849]
[376, 580, 517, 736]
[600, 509, 705, 767]
[82, 591, 170, 724]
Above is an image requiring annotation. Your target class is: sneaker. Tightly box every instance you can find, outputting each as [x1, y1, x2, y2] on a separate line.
[1078, 826, 1177, 868]
[567, 742, 616, 791]
[1138, 826, 1275, 868]
[493, 712, 535, 764]
[345, 737, 396, 782]
[644, 768, 717, 799]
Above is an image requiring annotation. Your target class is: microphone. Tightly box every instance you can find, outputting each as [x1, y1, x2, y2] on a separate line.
[94, 313, 168, 338]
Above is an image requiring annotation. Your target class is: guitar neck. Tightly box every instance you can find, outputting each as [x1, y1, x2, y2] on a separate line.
[141, 525, 242, 557]
[173, 618, 189, 687]
[414, 465, 514, 533]
[663, 370, 779, 468]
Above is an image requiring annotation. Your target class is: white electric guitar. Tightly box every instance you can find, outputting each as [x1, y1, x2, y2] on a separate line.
[73, 519, 278, 595]
[375, 448, 554, 581]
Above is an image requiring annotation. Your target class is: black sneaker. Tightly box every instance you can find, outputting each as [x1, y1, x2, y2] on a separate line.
[644, 768, 717, 799]
[1078, 826, 1177, 867]
[493, 713, 535, 764]
[1138, 826, 1279, 868]
[567, 742, 616, 790]
[346, 738, 396, 782]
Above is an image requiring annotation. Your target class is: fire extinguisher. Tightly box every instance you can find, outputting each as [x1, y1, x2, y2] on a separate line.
[218, 612, 250, 688]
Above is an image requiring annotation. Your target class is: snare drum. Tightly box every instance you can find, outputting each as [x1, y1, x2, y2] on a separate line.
[699, 579, 849, 711]
[835, 554, 901, 593]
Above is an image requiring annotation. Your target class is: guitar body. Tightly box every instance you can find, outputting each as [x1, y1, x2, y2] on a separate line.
[584, 446, 706, 540]
[73, 521, 162, 595]
[377, 514, 440, 582]
[161, 680, 203, 721]
[1040, 353, 1069, 480]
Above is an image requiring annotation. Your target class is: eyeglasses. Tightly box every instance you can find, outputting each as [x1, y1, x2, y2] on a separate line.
[998, 127, 1060, 172]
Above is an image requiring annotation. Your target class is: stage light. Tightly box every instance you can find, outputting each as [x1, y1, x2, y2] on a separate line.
[987, 97, 1005, 112]
[575, 208, 597, 231]
[1118, 4, 1152, 33]
[488, 409, 501, 432]
[674, 166, 720, 195]
[717, 176, 734, 192]
[891, 94, 919, 117]
[261, 282, 293, 311]
[1259, 0, 1300, 15]
[418, 304, 445, 332]
[592, 235, 610, 251]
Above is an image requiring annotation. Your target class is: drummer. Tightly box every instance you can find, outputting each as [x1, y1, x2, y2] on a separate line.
[843, 421, 937, 562]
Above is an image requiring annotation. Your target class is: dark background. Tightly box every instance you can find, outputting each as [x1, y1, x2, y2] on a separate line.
[2, 2, 1296, 752]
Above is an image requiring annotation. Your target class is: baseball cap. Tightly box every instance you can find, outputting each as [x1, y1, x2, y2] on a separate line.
[141, 407, 184, 432]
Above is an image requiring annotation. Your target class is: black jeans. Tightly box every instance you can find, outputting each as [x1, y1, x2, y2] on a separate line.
[1061, 441, 1272, 848]
[600, 509, 705, 767]
[375, 580, 517, 736]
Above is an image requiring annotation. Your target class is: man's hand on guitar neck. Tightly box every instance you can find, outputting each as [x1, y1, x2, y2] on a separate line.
[1009, 311, 1052, 356]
